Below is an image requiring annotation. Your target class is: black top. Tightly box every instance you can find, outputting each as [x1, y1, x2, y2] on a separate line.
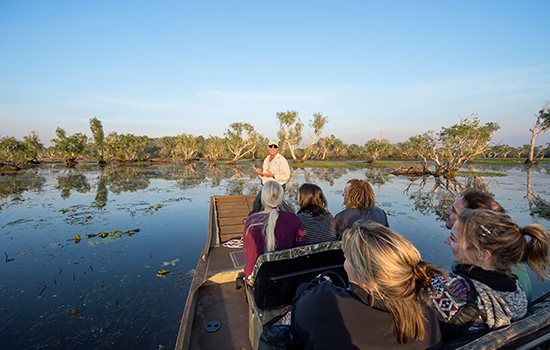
[292, 279, 442, 350]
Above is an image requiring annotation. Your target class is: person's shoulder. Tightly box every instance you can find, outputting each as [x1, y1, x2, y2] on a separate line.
[279, 210, 300, 220]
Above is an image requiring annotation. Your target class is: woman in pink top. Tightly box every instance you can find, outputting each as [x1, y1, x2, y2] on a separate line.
[243, 180, 306, 278]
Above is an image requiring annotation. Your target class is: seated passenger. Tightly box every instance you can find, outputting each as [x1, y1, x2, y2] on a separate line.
[290, 221, 443, 350]
[430, 209, 550, 339]
[243, 180, 306, 278]
[334, 179, 389, 237]
[296, 183, 337, 244]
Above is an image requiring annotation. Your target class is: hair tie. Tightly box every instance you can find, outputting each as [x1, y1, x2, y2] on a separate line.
[412, 265, 430, 285]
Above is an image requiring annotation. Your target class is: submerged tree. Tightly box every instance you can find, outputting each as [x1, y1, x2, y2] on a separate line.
[526, 101, 550, 164]
[51, 127, 88, 167]
[395, 116, 499, 176]
[204, 135, 226, 166]
[172, 133, 200, 162]
[276, 110, 303, 162]
[0, 132, 44, 169]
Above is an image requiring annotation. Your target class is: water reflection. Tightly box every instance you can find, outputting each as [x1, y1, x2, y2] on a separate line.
[525, 166, 550, 221]
[1, 162, 550, 350]
[0, 170, 45, 202]
[55, 172, 92, 199]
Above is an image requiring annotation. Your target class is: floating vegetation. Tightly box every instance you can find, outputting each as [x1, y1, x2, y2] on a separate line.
[162, 258, 179, 266]
[68, 234, 82, 243]
[66, 308, 84, 318]
[156, 270, 170, 277]
[456, 171, 507, 177]
[86, 229, 140, 245]
[4, 218, 34, 226]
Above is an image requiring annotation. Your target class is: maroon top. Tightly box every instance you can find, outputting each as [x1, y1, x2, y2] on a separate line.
[243, 210, 306, 277]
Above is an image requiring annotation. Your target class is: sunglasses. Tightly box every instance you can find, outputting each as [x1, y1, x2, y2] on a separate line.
[268, 145, 278, 149]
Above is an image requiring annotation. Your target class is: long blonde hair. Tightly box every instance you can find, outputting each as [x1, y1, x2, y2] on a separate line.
[246, 180, 284, 252]
[342, 221, 444, 343]
[456, 209, 550, 280]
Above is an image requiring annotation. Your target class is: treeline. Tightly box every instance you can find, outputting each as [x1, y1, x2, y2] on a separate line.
[1, 105, 549, 175]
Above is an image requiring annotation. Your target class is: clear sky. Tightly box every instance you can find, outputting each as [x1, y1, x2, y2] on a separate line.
[1, 1, 549, 147]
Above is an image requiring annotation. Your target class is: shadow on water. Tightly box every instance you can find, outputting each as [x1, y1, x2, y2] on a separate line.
[1, 162, 550, 349]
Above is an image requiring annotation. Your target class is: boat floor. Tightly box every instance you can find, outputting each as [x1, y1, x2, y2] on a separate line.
[187, 244, 252, 350]
[189, 262, 251, 348]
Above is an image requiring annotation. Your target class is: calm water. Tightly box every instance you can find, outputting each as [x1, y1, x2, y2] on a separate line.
[1, 162, 549, 349]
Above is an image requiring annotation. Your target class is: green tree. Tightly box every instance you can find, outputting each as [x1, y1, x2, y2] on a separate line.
[276, 110, 303, 162]
[204, 135, 226, 166]
[155, 136, 177, 158]
[172, 133, 199, 162]
[224, 122, 260, 164]
[301, 112, 328, 161]
[396, 116, 499, 176]
[527, 101, 550, 164]
[105, 132, 149, 162]
[22, 131, 44, 162]
[364, 131, 393, 163]
[89, 117, 107, 164]
[51, 127, 88, 167]
[0, 136, 26, 169]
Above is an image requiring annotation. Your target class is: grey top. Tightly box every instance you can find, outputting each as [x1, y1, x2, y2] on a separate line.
[334, 207, 389, 236]
[297, 211, 337, 245]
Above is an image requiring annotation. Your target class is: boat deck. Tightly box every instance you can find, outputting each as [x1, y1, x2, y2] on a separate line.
[180, 195, 256, 350]
[189, 280, 251, 350]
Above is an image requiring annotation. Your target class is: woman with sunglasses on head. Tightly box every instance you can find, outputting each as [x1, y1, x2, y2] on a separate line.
[249, 138, 291, 216]
[430, 209, 550, 341]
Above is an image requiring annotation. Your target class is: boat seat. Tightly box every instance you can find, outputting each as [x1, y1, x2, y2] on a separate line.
[449, 294, 550, 350]
[248, 240, 346, 310]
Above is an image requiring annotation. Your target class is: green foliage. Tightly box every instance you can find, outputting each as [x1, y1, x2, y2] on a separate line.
[397, 116, 499, 175]
[105, 132, 149, 162]
[172, 133, 200, 161]
[89, 117, 106, 162]
[51, 127, 88, 166]
[301, 112, 328, 161]
[276, 110, 303, 161]
[204, 135, 226, 165]
[364, 132, 394, 162]
[224, 122, 260, 164]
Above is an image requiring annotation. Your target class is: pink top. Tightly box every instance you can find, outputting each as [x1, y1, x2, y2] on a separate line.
[243, 210, 306, 277]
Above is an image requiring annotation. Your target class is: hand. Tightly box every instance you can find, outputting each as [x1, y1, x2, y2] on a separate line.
[316, 273, 332, 283]
[264, 170, 273, 177]
[254, 168, 261, 175]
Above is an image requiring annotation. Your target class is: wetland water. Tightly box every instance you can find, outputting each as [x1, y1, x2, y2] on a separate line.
[1, 162, 550, 349]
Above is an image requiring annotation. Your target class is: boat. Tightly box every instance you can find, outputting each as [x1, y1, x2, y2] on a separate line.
[175, 195, 550, 350]
[174, 194, 345, 349]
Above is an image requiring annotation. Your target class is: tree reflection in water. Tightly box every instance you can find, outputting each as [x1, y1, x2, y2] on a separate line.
[525, 166, 550, 221]
[0, 169, 46, 202]
[2, 162, 550, 350]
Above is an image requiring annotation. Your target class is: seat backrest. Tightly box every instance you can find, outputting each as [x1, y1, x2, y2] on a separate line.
[251, 241, 347, 309]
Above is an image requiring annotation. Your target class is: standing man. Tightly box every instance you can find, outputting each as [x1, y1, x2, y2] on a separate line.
[443, 189, 532, 305]
[249, 139, 291, 215]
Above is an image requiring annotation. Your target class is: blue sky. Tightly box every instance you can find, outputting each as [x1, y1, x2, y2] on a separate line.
[1, 1, 549, 147]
